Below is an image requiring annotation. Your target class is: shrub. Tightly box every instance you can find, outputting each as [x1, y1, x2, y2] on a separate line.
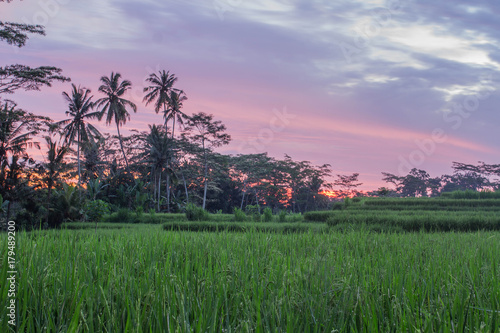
[344, 197, 351, 208]
[84, 200, 110, 222]
[185, 203, 210, 221]
[332, 202, 344, 210]
[116, 208, 132, 222]
[263, 207, 273, 222]
[245, 205, 261, 222]
[135, 205, 144, 218]
[278, 210, 287, 223]
[288, 213, 303, 222]
[233, 207, 247, 222]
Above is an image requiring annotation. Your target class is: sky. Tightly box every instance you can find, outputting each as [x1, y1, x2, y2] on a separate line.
[1, 0, 500, 190]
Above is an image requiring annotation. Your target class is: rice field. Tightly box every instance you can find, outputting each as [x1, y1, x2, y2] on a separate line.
[1, 226, 500, 332]
[304, 198, 500, 233]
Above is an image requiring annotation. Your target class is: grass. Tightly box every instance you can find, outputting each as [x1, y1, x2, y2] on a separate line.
[101, 211, 304, 224]
[62, 222, 157, 230]
[325, 210, 500, 232]
[1, 227, 499, 332]
[304, 198, 500, 232]
[162, 221, 325, 233]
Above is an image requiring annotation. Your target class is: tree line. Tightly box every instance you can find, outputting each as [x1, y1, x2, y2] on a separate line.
[1, 7, 338, 228]
[1, 5, 498, 229]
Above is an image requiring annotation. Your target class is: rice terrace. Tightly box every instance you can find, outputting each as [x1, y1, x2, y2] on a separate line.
[2, 0, 500, 332]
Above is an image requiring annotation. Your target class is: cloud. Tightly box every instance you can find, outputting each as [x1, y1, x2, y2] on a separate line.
[1, 0, 500, 189]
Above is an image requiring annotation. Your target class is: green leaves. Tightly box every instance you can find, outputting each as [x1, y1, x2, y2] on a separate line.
[0, 21, 45, 47]
[0, 65, 70, 95]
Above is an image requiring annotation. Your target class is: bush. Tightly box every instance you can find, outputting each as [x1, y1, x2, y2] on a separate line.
[233, 207, 247, 222]
[245, 205, 261, 222]
[185, 203, 210, 221]
[344, 197, 351, 208]
[84, 200, 110, 222]
[332, 202, 344, 210]
[135, 205, 144, 218]
[116, 208, 132, 222]
[287, 213, 303, 222]
[278, 210, 287, 223]
[263, 207, 273, 222]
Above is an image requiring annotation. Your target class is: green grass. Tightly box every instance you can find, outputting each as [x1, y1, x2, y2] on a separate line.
[360, 198, 500, 207]
[62, 222, 158, 230]
[101, 212, 303, 224]
[325, 210, 500, 232]
[162, 221, 325, 233]
[305, 198, 500, 232]
[1, 227, 499, 332]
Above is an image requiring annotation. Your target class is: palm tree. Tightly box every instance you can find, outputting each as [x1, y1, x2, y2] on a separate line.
[0, 101, 43, 168]
[143, 70, 180, 118]
[138, 125, 171, 211]
[57, 84, 101, 186]
[164, 90, 188, 139]
[95, 72, 137, 172]
[42, 136, 70, 227]
[143, 70, 185, 211]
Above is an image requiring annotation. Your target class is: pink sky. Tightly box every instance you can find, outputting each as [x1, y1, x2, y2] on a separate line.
[2, 0, 500, 190]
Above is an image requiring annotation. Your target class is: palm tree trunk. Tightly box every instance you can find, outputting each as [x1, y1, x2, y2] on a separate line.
[202, 140, 208, 210]
[166, 175, 171, 212]
[240, 179, 247, 210]
[172, 116, 176, 140]
[153, 168, 156, 207]
[46, 177, 53, 227]
[77, 130, 81, 203]
[77, 130, 81, 185]
[158, 171, 161, 212]
[180, 167, 189, 203]
[116, 122, 130, 172]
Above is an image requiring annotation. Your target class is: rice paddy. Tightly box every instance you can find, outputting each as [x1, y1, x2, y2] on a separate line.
[1, 224, 500, 332]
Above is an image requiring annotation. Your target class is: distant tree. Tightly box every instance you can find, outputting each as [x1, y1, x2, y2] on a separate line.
[81, 139, 107, 181]
[382, 168, 432, 197]
[441, 172, 490, 192]
[138, 125, 172, 212]
[280, 155, 332, 213]
[0, 101, 48, 167]
[231, 153, 273, 211]
[143, 70, 185, 211]
[164, 90, 188, 139]
[183, 112, 231, 210]
[57, 84, 101, 186]
[371, 187, 397, 197]
[334, 173, 362, 197]
[143, 70, 180, 128]
[96, 72, 137, 172]
[451, 161, 500, 189]
[40, 136, 70, 227]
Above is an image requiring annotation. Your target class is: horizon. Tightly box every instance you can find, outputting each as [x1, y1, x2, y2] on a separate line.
[2, 0, 500, 190]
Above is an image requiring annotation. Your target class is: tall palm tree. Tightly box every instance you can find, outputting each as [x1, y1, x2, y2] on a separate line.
[164, 90, 188, 139]
[143, 70, 179, 118]
[138, 125, 171, 211]
[95, 72, 137, 172]
[57, 84, 101, 186]
[143, 70, 184, 211]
